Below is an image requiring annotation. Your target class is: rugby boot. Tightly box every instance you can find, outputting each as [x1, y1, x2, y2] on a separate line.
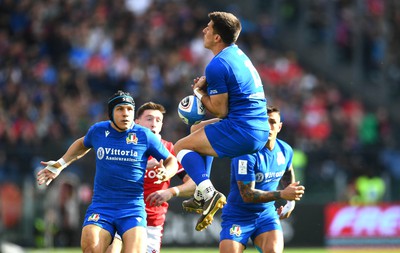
[182, 197, 204, 214]
[195, 191, 226, 231]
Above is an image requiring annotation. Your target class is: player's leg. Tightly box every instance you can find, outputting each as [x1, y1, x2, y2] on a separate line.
[81, 224, 113, 253]
[105, 234, 122, 253]
[146, 226, 163, 253]
[219, 240, 245, 253]
[182, 155, 213, 213]
[251, 212, 284, 253]
[115, 208, 147, 253]
[121, 226, 147, 253]
[182, 120, 216, 213]
[175, 127, 216, 184]
[176, 131, 225, 231]
[219, 219, 254, 253]
[175, 127, 226, 231]
[253, 230, 284, 253]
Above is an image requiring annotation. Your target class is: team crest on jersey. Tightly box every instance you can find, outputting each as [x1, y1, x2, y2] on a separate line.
[230, 224, 242, 236]
[126, 133, 138, 144]
[88, 213, 100, 222]
[277, 152, 285, 165]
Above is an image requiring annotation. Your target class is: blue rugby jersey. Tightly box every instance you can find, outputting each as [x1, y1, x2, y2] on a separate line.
[222, 139, 293, 219]
[83, 121, 170, 207]
[205, 44, 269, 130]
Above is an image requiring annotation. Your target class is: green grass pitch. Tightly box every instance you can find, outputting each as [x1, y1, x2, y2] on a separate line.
[26, 247, 400, 253]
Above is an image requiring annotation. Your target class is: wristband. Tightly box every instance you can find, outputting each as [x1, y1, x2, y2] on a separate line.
[172, 187, 180, 197]
[280, 200, 295, 216]
[193, 88, 204, 100]
[57, 158, 66, 168]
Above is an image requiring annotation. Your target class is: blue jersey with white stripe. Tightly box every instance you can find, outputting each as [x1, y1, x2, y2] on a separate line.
[205, 44, 268, 130]
[223, 139, 293, 219]
[83, 121, 170, 207]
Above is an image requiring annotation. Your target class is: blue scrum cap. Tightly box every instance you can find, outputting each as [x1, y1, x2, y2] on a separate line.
[107, 91, 135, 121]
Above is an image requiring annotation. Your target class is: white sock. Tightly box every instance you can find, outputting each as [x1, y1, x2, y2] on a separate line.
[194, 188, 203, 201]
[197, 180, 215, 201]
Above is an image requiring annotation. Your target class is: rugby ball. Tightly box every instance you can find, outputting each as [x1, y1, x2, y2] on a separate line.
[178, 95, 206, 125]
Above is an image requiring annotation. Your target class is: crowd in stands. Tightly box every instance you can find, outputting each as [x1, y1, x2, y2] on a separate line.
[0, 0, 399, 203]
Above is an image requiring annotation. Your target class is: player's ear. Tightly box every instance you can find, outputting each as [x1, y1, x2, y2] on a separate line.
[214, 34, 222, 42]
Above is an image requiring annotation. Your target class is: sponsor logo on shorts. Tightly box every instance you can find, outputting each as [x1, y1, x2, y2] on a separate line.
[230, 224, 242, 236]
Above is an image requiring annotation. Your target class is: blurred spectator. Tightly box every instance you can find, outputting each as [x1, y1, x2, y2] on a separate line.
[349, 172, 386, 205]
[0, 182, 22, 229]
[42, 174, 80, 247]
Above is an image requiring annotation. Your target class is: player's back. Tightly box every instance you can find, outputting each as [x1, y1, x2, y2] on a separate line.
[206, 45, 268, 130]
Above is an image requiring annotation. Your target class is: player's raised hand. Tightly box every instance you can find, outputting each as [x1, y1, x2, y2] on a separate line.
[192, 76, 207, 91]
[37, 160, 65, 186]
[154, 159, 167, 184]
[280, 181, 305, 201]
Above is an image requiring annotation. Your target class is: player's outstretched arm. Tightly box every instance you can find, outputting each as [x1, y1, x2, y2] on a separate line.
[37, 137, 91, 186]
[154, 155, 178, 184]
[146, 175, 196, 206]
[237, 179, 304, 203]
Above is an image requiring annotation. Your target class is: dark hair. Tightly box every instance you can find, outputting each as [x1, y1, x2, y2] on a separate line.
[208, 11, 241, 44]
[267, 105, 280, 114]
[107, 90, 135, 122]
[136, 102, 166, 118]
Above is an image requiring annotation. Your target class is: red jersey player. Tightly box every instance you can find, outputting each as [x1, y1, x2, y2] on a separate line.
[107, 102, 196, 253]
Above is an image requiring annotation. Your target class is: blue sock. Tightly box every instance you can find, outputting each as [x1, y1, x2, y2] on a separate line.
[177, 149, 208, 185]
[203, 155, 214, 177]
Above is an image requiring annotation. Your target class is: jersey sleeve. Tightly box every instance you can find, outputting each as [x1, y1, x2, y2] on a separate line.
[83, 124, 96, 148]
[231, 154, 257, 182]
[205, 58, 228, 95]
[147, 132, 171, 161]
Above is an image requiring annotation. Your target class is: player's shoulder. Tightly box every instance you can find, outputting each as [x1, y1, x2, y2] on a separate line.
[276, 138, 293, 153]
[89, 120, 111, 131]
[131, 124, 152, 134]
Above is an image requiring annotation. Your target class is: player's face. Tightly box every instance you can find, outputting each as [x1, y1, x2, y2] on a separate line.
[135, 109, 163, 136]
[113, 104, 135, 130]
[268, 112, 282, 141]
[203, 21, 216, 49]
